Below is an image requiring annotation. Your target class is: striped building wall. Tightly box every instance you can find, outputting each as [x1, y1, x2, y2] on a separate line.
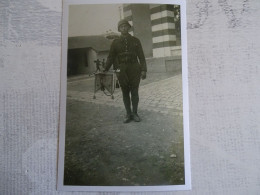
[122, 4, 179, 58]
[150, 4, 177, 58]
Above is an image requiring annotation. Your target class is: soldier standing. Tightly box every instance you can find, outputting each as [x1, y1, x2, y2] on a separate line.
[104, 19, 147, 123]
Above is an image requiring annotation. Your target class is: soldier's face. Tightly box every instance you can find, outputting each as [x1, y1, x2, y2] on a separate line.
[119, 24, 130, 34]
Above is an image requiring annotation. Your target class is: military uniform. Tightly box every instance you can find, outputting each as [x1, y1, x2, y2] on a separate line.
[105, 32, 147, 119]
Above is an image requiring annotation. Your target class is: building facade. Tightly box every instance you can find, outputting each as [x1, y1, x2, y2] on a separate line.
[123, 4, 182, 72]
[67, 36, 114, 76]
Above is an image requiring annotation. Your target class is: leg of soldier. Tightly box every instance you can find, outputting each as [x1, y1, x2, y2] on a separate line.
[121, 87, 131, 114]
[131, 86, 139, 114]
[131, 86, 140, 122]
[121, 86, 132, 123]
[116, 66, 131, 118]
[127, 64, 141, 122]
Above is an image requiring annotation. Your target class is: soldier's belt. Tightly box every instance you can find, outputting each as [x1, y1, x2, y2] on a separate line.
[118, 52, 135, 56]
[118, 58, 138, 64]
[117, 52, 138, 64]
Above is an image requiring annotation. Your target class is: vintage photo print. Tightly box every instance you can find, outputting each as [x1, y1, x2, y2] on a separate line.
[58, 0, 190, 192]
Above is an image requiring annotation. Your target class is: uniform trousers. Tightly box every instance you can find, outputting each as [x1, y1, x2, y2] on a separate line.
[117, 62, 141, 115]
[121, 86, 139, 115]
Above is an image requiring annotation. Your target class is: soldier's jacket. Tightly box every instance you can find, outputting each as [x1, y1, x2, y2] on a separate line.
[105, 34, 147, 88]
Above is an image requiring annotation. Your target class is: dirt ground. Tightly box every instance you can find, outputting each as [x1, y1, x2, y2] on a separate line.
[64, 99, 185, 186]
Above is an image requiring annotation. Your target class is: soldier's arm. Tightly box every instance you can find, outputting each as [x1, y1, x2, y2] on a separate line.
[136, 39, 147, 72]
[105, 40, 117, 71]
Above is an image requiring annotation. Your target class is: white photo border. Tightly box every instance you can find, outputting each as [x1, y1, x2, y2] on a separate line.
[57, 0, 190, 192]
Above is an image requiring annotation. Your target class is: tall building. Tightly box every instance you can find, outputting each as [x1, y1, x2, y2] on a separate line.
[123, 4, 181, 72]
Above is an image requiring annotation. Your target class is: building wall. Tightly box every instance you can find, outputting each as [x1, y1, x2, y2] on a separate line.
[123, 3, 181, 73]
[68, 48, 97, 75]
[150, 4, 178, 58]
[130, 4, 153, 57]
[87, 49, 98, 74]
[146, 56, 181, 73]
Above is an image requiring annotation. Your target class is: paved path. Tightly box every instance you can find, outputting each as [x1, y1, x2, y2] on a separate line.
[67, 73, 183, 115]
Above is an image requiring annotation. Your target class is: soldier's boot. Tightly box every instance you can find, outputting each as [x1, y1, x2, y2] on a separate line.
[124, 114, 132, 123]
[132, 112, 140, 122]
[123, 105, 132, 123]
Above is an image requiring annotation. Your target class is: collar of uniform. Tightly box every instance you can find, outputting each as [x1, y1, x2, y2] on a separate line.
[119, 33, 131, 40]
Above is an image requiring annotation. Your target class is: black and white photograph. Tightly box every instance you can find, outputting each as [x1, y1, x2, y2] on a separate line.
[3, 0, 260, 194]
[58, 0, 190, 191]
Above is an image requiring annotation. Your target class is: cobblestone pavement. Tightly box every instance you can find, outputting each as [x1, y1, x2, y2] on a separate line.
[67, 73, 183, 115]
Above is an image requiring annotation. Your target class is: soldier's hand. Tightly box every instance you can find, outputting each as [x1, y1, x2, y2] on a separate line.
[141, 71, 146, 80]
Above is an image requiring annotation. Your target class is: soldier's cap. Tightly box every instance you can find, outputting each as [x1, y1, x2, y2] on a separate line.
[117, 19, 131, 31]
